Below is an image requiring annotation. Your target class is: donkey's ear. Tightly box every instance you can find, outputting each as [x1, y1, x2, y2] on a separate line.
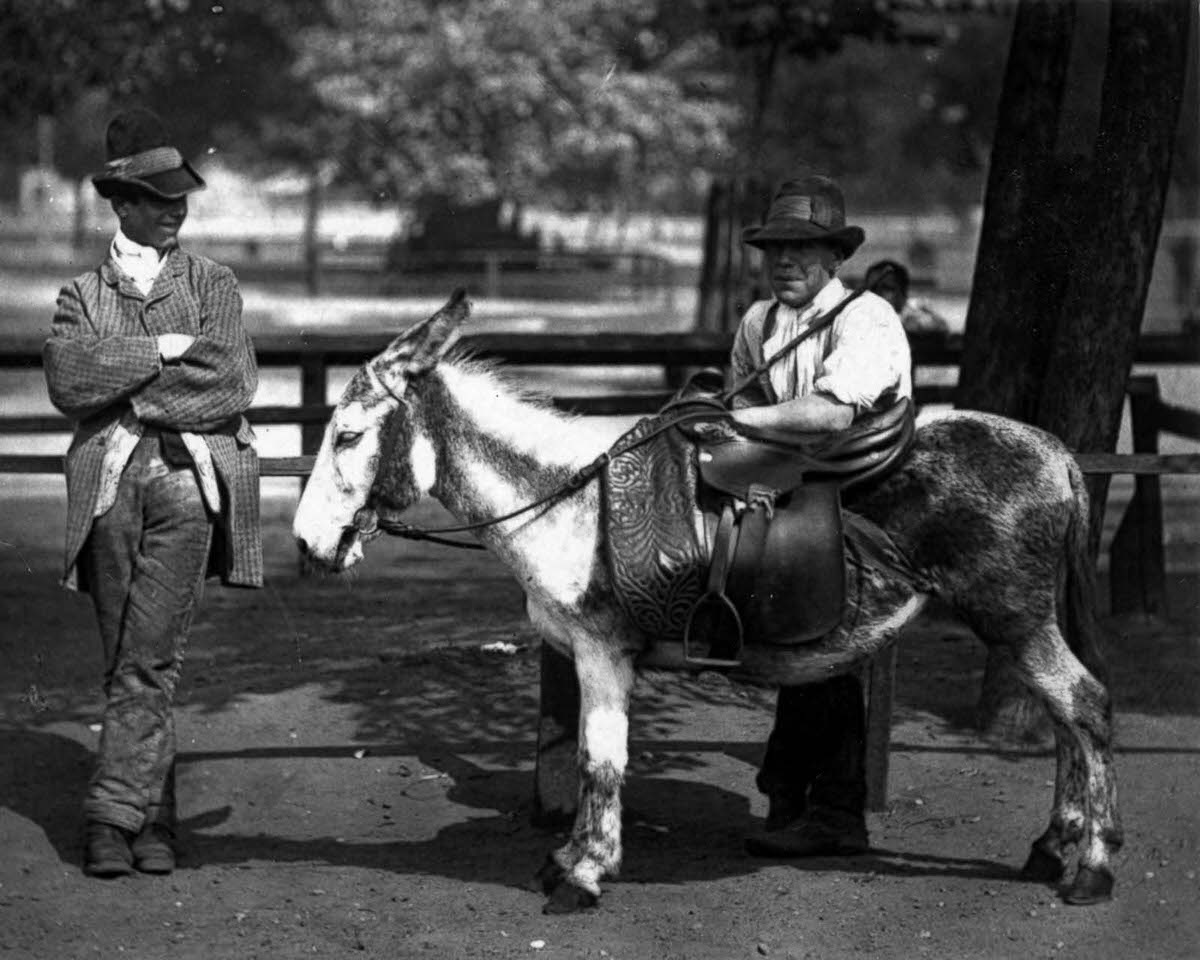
[387, 288, 470, 375]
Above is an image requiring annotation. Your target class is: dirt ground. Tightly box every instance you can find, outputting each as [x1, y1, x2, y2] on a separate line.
[1, 488, 1198, 960]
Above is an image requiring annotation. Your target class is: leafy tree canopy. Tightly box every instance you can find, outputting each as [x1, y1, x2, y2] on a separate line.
[293, 0, 737, 212]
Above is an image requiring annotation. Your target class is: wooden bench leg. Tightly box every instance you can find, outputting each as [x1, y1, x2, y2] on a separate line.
[864, 645, 897, 812]
[532, 642, 579, 825]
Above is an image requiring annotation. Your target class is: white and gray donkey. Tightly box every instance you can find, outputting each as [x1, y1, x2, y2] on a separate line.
[293, 292, 1121, 913]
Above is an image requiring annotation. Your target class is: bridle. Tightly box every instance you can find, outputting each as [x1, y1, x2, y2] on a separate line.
[349, 280, 876, 551]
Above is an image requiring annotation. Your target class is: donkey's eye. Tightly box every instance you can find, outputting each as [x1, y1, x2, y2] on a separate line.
[335, 430, 364, 449]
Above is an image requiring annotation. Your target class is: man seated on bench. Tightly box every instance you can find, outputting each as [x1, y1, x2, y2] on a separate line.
[730, 174, 912, 858]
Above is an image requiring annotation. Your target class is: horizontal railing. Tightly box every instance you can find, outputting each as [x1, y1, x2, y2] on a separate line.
[4, 330, 1200, 368]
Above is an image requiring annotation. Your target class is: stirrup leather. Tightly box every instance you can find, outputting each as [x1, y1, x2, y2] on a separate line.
[683, 484, 777, 667]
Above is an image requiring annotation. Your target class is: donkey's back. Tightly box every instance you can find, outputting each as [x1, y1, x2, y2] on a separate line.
[852, 410, 1101, 672]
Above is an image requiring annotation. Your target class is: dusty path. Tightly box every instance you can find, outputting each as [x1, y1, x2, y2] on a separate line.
[2, 493, 1198, 960]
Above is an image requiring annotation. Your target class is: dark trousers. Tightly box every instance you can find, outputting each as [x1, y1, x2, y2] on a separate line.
[80, 434, 212, 833]
[756, 674, 867, 821]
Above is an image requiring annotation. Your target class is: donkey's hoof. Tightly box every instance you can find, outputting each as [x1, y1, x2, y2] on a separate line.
[1020, 843, 1066, 884]
[532, 855, 566, 895]
[1063, 866, 1114, 905]
[543, 879, 599, 914]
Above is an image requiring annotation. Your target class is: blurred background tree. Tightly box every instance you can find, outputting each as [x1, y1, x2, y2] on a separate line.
[0, 0, 1019, 228]
[290, 0, 736, 219]
[0, 0, 332, 251]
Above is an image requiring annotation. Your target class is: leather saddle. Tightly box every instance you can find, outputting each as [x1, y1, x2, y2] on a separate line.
[684, 394, 915, 666]
[602, 374, 916, 668]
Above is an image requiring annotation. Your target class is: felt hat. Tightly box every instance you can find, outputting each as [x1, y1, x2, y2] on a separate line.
[742, 175, 865, 258]
[91, 108, 206, 201]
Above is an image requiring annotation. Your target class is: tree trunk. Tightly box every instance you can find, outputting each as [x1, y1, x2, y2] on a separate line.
[957, 0, 1076, 421]
[959, 0, 1192, 742]
[694, 177, 771, 333]
[1037, 0, 1193, 546]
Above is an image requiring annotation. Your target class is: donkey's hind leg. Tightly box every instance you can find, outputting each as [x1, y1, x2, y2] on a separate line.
[1021, 727, 1087, 885]
[535, 643, 635, 914]
[1010, 623, 1122, 905]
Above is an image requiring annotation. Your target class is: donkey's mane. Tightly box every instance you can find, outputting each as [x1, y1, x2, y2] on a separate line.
[430, 354, 613, 470]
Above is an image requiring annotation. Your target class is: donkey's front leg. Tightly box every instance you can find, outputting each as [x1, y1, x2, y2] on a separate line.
[536, 645, 634, 914]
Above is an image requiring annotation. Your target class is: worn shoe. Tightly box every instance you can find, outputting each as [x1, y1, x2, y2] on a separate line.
[84, 823, 134, 878]
[745, 814, 869, 858]
[131, 823, 176, 874]
[763, 790, 809, 832]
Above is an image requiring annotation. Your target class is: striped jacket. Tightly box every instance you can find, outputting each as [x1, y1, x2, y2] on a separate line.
[43, 247, 263, 590]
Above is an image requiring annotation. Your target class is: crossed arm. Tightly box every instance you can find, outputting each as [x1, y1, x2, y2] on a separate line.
[44, 267, 258, 432]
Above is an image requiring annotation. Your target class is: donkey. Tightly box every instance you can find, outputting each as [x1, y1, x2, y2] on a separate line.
[293, 292, 1121, 913]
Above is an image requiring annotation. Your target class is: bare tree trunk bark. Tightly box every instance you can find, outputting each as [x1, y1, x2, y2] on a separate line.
[957, 0, 1076, 421]
[959, 0, 1192, 742]
[1037, 0, 1193, 546]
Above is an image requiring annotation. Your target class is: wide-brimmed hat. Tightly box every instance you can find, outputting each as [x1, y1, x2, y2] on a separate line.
[742, 175, 865, 258]
[91, 108, 206, 201]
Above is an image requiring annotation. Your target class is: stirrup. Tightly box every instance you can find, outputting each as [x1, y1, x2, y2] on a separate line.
[683, 589, 744, 668]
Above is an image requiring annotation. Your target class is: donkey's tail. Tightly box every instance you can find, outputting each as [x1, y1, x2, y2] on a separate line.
[1063, 460, 1107, 685]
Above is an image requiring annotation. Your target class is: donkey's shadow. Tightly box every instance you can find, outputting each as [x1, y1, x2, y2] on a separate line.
[0, 729, 1018, 890]
[177, 748, 1019, 892]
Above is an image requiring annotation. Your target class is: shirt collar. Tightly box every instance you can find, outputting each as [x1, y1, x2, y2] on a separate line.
[799, 277, 847, 317]
[112, 228, 165, 262]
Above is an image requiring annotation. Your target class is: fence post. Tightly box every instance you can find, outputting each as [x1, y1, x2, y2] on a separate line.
[1110, 375, 1167, 615]
[533, 642, 580, 826]
[296, 354, 328, 574]
[864, 645, 897, 811]
[299, 354, 328, 461]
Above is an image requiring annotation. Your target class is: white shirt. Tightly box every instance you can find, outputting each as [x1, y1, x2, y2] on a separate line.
[730, 278, 912, 414]
[111, 229, 166, 296]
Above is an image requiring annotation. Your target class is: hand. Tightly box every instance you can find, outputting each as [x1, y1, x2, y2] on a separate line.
[157, 333, 195, 361]
[690, 418, 740, 441]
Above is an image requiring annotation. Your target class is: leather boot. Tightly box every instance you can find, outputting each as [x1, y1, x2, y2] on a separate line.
[746, 806, 869, 858]
[131, 822, 176, 874]
[84, 822, 134, 878]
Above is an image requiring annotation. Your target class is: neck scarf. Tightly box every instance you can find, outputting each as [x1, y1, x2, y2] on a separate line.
[761, 278, 846, 402]
[111, 229, 166, 296]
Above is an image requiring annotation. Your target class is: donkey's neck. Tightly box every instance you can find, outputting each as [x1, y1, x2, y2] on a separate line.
[414, 363, 612, 607]
[421, 362, 597, 507]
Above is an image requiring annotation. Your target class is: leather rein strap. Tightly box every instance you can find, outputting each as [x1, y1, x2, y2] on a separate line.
[362, 284, 872, 550]
[359, 407, 729, 549]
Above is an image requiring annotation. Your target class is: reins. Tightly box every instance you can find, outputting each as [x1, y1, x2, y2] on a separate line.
[363, 281, 876, 550]
[360, 406, 730, 549]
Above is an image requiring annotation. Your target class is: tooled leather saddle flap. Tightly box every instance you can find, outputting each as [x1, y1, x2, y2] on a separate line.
[601, 413, 848, 653]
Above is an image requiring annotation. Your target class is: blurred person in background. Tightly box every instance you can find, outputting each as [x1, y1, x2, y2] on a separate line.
[730, 175, 912, 857]
[43, 108, 262, 878]
[863, 258, 951, 335]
